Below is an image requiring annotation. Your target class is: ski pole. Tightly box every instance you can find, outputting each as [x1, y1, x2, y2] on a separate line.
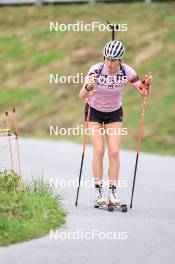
[12, 108, 22, 191]
[5, 111, 14, 171]
[75, 92, 92, 207]
[75, 65, 104, 207]
[130, 90, 149, 209]
[106, 21, 118, 41]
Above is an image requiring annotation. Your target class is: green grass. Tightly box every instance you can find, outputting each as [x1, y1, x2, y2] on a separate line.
[0, 170, 66, 246]
[0, 3, 175, 155]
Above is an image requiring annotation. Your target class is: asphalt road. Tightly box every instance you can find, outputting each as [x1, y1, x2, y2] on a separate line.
[0, 138, 175, 264]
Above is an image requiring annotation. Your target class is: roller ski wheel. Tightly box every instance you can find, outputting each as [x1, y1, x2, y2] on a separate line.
[107, 203, 114, 212]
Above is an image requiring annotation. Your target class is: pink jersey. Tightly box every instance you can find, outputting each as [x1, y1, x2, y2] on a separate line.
[85, 62, 141, 112]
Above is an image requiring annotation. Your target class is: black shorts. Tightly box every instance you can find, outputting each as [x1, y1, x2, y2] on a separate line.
[85, 103, 123, 124]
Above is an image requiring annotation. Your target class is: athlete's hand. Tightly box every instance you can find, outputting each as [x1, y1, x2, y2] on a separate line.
[140, 72, 153, 97]
[85, 74, 97, 91]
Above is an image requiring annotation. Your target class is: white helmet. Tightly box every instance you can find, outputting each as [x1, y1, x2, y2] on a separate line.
[103, 40, 125, 59]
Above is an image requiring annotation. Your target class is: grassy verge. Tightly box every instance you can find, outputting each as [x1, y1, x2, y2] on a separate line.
[0, 170, 66, 246]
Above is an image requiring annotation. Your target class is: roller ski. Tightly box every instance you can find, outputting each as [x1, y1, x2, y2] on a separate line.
[94, 200, 114, 212]
[108, 185, 127, 213]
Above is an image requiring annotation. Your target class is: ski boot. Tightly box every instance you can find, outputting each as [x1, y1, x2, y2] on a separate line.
[109, 185, 127, 212]
[94, 184, 107, 207]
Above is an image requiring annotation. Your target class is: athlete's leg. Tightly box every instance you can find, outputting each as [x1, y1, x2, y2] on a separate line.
[105, 122, 122, 186]
[88, 122, 105, 184]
